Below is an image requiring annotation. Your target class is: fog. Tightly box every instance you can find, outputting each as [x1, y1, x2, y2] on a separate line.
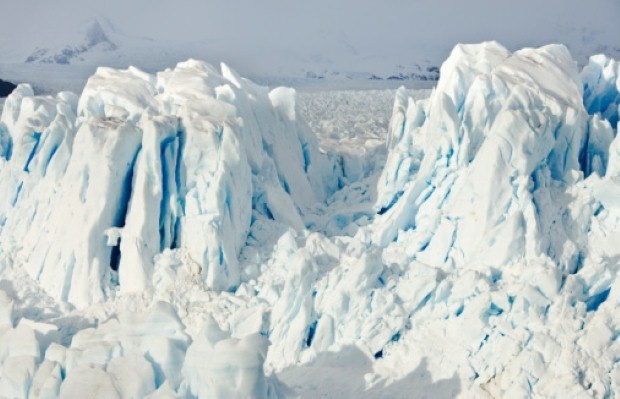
[1, 0, 618, 75]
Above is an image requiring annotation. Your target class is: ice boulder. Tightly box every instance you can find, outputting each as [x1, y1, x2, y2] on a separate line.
[0, 295, 288, 398]
[0, 60, 339, 307]
[0, 320, 56, 398]
[181, 316, 284, 398]
[59, 301, 190, 395]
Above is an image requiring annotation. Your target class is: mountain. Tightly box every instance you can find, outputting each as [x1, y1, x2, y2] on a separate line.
[25, 19, 117, 65]
[1, 0, 618, 92]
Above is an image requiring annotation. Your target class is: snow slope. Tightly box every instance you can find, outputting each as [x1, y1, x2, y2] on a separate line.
[24, 19, 117, 65]
[0, 42, 620, 397]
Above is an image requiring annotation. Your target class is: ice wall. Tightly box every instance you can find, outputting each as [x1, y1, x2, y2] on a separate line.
[374, 42, 592, 272]
[0, 60, 338, 307]
[357, 44, 620, 397]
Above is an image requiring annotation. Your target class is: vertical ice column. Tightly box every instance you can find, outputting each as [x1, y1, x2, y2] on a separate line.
[119, 116, 179, 294]
[180, 121, 252, 292]
[581, 54, 620, 129]
[27, 118, 143, 307]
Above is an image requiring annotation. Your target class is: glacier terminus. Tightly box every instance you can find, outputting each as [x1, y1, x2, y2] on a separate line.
[0, 41, 619, 398]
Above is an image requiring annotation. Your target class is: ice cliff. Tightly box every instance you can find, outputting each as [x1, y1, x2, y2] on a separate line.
[0, 60, 338, 308]
[376, 42, 590, 270]
[366, 42, 620, 397]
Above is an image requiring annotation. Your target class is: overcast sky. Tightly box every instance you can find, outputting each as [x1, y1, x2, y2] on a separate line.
[1, 0, 619, 74]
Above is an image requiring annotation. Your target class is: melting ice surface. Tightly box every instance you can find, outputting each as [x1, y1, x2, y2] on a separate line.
[0, 42, 619, 397]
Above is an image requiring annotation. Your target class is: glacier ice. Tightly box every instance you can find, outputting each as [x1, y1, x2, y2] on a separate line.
[582, 54, 620, 129]
[0, 60, 338, 308]
[374, 42, 588, 265]
[182, 316, 282, 398]
[1, 43, 620, 397]
[366, 44, 620, 397]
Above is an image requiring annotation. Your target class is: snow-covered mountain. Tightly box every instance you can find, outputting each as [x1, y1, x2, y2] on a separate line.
[0, 41, 619, 397]
[24, 19, 117, 65]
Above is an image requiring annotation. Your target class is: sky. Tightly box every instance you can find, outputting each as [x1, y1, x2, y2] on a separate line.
[1, 0, 619, 76]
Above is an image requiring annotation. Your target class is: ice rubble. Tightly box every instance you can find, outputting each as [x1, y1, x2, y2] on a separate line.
[1, 42, 620, 398]
[0, 297, 284, 398]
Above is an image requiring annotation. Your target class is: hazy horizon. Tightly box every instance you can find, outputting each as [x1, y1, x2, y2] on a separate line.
[1, 0, 618, 76]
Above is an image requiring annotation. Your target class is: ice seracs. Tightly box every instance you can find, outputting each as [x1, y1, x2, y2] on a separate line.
[0, 59, 338, 308]
[1, 43, 620, 398]
[373, 42, 589, 271]
[182, 316, 282, 398]
[365, 44, 620, 397]
[582, 54, 620, 130]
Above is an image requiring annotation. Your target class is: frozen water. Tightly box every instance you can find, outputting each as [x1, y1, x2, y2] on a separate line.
[0, 60, 339, 308]
[0, 43, 620, 398]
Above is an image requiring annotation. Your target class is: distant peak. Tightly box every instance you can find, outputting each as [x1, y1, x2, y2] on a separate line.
[84, 18, 116, 49]
[25, 17, 117, 65]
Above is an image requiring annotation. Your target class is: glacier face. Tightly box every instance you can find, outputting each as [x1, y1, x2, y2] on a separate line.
[375, 42, 590, 270]
[0, 42, 620, 398]
[367, 43, 620, 397]
[0, 60, 338, 308]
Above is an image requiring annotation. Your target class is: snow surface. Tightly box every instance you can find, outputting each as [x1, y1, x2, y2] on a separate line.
[1, 42, 620, 397]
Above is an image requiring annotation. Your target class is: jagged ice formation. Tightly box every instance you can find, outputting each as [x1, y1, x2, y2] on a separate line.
[0, 60, 338, 308]
[0, 42, 620, 397]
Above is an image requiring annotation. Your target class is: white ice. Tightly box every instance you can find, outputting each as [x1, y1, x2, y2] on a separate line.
[0, 42, 619, 398]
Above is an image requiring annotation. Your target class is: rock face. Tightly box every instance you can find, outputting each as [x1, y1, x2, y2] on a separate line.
[0, 79, 17, 98]
[0, 60, 338, 308]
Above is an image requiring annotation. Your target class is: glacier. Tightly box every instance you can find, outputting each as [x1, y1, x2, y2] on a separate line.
[0, 60, 338, 308]
[0, 42, 620, 398]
